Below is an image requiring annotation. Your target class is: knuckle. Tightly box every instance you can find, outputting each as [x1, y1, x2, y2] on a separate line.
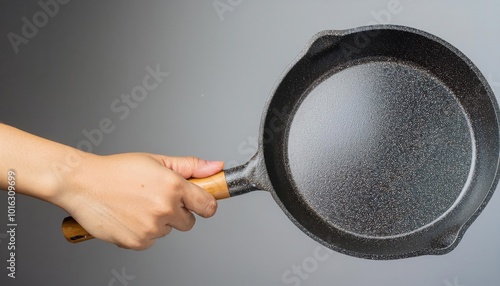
[162, 206, 175, 217]
[144, 223, 160, 238]
[151, 200, 173, 217]
[170, 177, 185, 193]
[183, 156, 199, 172]
[115, 240, 130, 249]
[186, 156, 199, 166]
[135, 240, 154, 251]
[126, 238, 147, 251]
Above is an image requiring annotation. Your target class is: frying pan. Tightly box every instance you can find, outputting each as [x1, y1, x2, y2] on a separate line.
[62, 25, 500, 260]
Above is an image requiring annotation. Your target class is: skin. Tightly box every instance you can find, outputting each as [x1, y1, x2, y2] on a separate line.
[0, 123, 222, 250]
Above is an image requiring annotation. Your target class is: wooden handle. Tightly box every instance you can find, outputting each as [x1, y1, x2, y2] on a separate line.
[188, 171, 230, 199]
[62, 171, 229, 243]
[62, 216, 94, 242]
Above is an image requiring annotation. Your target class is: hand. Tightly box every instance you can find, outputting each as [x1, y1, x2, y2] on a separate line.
[52, 153, 223, 250]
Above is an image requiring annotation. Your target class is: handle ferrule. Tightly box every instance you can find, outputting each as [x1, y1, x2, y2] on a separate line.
[225, 163, 259, 197]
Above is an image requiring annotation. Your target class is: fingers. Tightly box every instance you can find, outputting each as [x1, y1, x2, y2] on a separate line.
[153, 155, 221, 218]
[122, 169, 216, 250]
[117, 236, 156, 251]
[142, 171, 216, 236]
[160, 156, 224, 179]
[63, 152, 221, 251]
[180, 179, 218, 218]
[166, 207, 196, 232]
[117, 224, 172, 251]
[117, 154, 219, 250]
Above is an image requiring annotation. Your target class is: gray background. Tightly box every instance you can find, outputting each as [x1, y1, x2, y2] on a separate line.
[0, 0, 499, 285]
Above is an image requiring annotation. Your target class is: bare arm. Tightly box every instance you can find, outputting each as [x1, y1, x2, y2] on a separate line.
[0, 123, 222, 250]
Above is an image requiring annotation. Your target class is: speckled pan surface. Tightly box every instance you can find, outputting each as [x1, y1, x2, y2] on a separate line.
[225, 25, 500, 259]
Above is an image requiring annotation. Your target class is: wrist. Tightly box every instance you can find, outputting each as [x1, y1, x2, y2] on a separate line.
[44, 147, 98, 207]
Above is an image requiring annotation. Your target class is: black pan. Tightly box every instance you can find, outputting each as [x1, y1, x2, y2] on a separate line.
[63, 25, 500, 260]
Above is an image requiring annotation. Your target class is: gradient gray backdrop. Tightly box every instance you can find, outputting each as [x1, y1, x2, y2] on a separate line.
[1, 1, 499, 285]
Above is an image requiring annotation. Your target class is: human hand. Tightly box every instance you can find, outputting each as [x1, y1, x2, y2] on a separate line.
[52, 153, 222, 250]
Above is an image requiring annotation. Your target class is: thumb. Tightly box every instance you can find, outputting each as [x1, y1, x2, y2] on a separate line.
[159, 156, 224, 179]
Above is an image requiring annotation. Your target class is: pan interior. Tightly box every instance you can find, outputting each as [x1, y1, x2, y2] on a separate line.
[286, 60, 473, 237]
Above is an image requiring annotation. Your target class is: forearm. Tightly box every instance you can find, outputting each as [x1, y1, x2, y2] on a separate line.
[0, 123, 220, 250]
[0, 123, 90, 202]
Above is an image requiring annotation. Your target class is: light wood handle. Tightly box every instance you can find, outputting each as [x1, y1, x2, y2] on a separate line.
[188, 171, 230, 199]
[62, 171, 229, 243]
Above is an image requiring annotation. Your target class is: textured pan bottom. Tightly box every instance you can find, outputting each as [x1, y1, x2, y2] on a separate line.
[287, 60, 473, 238]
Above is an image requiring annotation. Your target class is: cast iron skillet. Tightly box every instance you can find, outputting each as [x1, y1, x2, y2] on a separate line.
[63, 25, 500, 260]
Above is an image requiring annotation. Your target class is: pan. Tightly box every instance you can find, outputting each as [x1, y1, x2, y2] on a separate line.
[62, 25, 500, 259]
